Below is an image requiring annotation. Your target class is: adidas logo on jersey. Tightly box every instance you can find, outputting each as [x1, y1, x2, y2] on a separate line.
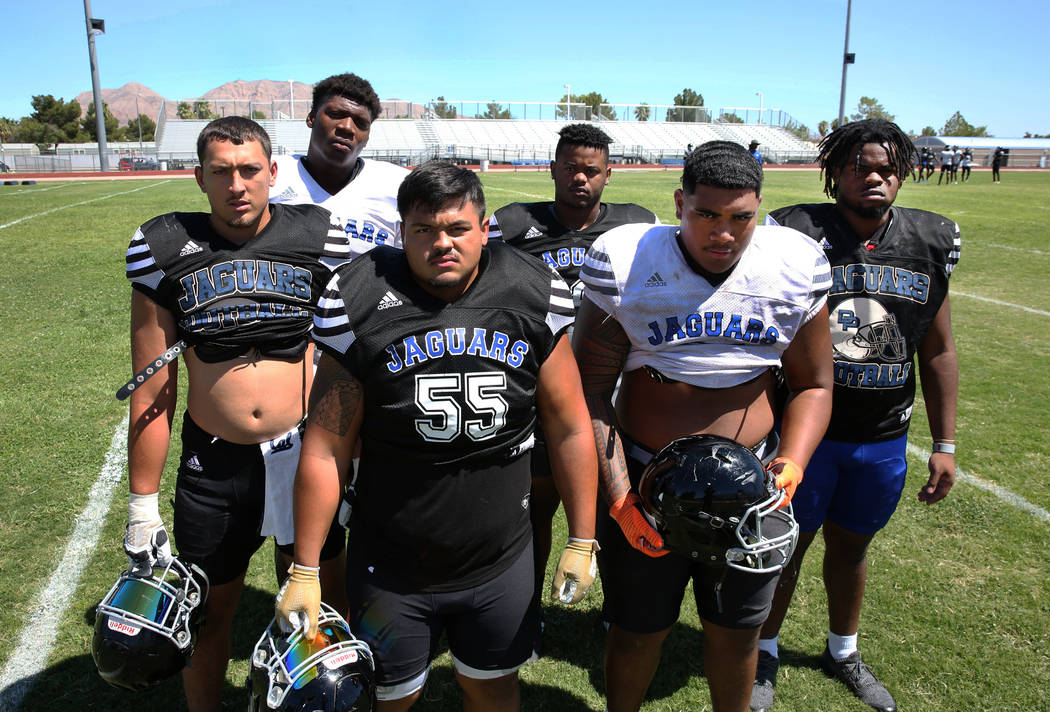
[179, 241, 203, 256]
[377, 291, 403, 310]
[819, 237, 833, 250]
[523, 226, 544, 240]
[645, 272, 667, 287]
[272, 186, 298, 202]
[185, 455, 203, 472]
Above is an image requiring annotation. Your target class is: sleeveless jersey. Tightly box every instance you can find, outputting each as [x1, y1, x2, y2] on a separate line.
[269, 154, 408, 259]
[766, 203, 960, 441]
[313, 241, 574, 589]
[580, 223, 831, 389]
[490, 201, 657, 307]
[126, 203, 343, 362]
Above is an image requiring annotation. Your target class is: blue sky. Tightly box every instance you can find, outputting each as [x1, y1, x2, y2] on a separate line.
[2, 0, 1047, 137]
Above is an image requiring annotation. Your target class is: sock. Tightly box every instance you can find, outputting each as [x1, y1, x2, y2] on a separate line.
[757, 636, 779, 658]
[828, 632, 858, 661]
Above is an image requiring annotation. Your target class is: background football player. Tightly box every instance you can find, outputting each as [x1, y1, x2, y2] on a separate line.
[755, 118, 959, 712]
[488, 123, 657, 621]
[574, 141, 833, 712]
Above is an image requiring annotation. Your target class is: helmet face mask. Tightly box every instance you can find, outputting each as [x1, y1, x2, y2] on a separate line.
[249, 602, 376, 712]
[92, 557, 209, 690]
[639, 434, 798, 573]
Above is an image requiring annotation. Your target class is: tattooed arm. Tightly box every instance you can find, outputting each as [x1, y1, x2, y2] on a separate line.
[292, 353, 364, 567]
[574, 296, 666, 556]
[572, 296, 631, 507]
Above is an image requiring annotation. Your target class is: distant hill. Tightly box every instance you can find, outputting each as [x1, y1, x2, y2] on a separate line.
[76, 80, 425, 124]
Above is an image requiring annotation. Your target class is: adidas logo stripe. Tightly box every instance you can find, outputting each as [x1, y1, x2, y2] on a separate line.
[377, 291, 403, 310]
[179, 240, 203, 256]
[645, 272, 667, 287]
[523, 226, 544, 240]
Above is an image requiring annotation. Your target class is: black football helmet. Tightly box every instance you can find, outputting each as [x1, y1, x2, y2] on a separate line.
[92, 557, 209, 690]
[249, 603, 376, 712]
[638, 434, 798, 573]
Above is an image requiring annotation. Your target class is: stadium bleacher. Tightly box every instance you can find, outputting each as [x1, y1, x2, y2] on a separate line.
[153, 118, 817, 166]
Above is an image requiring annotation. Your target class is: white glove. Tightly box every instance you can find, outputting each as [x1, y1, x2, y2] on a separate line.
[124, 492, 173, 577]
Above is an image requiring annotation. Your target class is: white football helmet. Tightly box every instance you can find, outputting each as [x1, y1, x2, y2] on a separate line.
[831, 297, 906, 361]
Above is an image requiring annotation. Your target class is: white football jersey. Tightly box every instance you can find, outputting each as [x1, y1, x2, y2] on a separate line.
[581, 223, 831, 389]
[270, 154, 409, 260]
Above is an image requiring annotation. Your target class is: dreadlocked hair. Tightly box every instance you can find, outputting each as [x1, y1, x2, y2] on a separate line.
[818, 118, 917, 198]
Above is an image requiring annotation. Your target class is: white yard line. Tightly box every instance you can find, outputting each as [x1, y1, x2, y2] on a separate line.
[906, 443, 1050, 523]
[0, 184, 71, 197]
[982, 242, 1050, 257]
[0, 181, 170, 229]
[954, 291, 1050, 317]
[0, 413, 129, 711]
[480, 185, 550, 201]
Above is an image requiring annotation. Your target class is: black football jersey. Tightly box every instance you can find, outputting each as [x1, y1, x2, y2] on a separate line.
[126, 204, 344, 361]
[313, 240, 574, 589]
[489, 201, 657, 305]
[767, 203, 960, 441]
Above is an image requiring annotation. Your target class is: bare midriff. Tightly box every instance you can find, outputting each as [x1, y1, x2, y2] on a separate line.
[615, 366, 776, 452]
[185, 343, 314, 444]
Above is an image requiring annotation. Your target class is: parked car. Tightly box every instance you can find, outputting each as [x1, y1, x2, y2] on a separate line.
[133, 158, 159, 170]
[117, 157, 134, 171]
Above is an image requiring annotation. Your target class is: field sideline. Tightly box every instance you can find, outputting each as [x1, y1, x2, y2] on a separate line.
[0, 169, 1048, 711]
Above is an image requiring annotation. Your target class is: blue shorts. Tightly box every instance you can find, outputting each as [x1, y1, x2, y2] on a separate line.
[791, 435, 908, 535]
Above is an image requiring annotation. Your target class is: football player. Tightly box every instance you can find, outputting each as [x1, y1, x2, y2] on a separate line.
[574, 140, 833, 712]
[754, 118, 959, 712]
[270, 72, 408, 260]
[268, 71, 408, 617]
[276, 160, 599, 711]
[124, 117, 347, 712]
[489, 123, 657, 619]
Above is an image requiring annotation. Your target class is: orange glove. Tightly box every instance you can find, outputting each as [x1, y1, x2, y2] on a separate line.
[609, 493, 668, 557]
[767, 457, 804, 509]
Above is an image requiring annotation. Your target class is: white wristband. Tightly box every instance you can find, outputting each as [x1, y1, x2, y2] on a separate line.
[128, 491, 161, 523]
[932, 442, 956, 454]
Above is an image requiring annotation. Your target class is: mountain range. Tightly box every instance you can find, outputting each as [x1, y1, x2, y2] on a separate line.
[74, 80, 424, 124]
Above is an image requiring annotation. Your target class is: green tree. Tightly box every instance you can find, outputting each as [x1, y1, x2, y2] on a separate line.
[82, 102, 125, 141]
[476, 102, 511, 120]
[251, 110, 266, 120]
[784, 119, 811, 141]
[818, 120, 830, 136]
[720, 112, 744, 124]
[177, 101, 194, 119]
[666, 88, 705, 122]
[556, 91, 615, 120]
[850, 96, 894, 122]
[192, 101, 217, 120]
[21, 95, 83, 149]
[1024, 131, 1050, 138]
[431, 97, 457, 119]
[126, 114, 156, 142]
[940, 111, 989, 137]
[634, 103, 650, 122]
[921, 126, 937, 136]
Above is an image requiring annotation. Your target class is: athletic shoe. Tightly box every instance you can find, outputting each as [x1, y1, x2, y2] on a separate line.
[821, 646, 896, 711]
[749, 650, 779, 711]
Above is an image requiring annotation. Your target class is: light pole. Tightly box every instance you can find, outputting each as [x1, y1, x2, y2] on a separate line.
[756, 92, 764, 124]
[83, 0, 108, 170]
[564, 84, 571, 120]
[837, 0, 855, 128]
[289, 79, 294, 120]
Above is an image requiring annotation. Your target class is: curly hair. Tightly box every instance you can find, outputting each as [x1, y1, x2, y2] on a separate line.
[681, 140, 763, 195]
[311, 73, 382, 121]
[555, 123, 612, 159]
[818, 119, 917, 198]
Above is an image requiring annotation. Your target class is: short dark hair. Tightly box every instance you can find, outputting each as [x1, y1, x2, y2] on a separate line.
[196, 117, 271, 163]
[555, 123, 612, 159]
[311, 73, 382, 121]
[817, 118, 917, 198]
[681, 140, 763, 195]
[397, 160, 486, 221]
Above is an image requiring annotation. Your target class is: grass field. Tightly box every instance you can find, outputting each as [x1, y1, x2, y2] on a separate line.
[0, 168, 1048, 711]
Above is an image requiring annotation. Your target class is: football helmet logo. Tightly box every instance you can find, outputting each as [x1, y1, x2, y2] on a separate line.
[831, 297, 906, 362]
[249, 602, 376, 711]
[638, 434, 798, 573]
[92, 557, 209, 690]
